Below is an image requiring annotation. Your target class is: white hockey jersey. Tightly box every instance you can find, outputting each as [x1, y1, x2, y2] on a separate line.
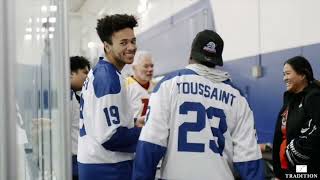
[77, 59, 141, 180]
[70, 90, 80, 155]
[125, 76, 155, 120]
[133, 65, 263, 180]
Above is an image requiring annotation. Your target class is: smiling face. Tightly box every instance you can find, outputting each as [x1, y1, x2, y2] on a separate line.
[105, 28, 137, 71]
[283, 63, 308, 93]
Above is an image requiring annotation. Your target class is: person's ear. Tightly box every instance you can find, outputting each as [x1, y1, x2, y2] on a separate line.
[70, 72, 74, 79]
[104, 41, 111, 53]
[70, 71, 77, 78]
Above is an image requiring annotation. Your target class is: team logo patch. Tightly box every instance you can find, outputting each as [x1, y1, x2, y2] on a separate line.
[203, 42, 216, 53]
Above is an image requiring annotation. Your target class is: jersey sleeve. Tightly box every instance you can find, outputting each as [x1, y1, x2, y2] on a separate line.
[81, 69, 141, 153]
[132, 81, 170, 180]
[231, 95, 264, 180]
[98, 94, 141, 153]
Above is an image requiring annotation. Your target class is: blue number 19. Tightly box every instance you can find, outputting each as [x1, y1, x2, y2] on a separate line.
[104, 106, 120, 126]
[178, 102, 227, 156]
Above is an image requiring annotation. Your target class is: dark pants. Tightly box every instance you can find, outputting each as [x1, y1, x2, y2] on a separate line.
[72, 155, 78, 180]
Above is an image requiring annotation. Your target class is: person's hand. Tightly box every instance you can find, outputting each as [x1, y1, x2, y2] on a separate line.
[259, 143, 272, 153]
[259, 144, 266, 152]
[135, 116, 145, 128]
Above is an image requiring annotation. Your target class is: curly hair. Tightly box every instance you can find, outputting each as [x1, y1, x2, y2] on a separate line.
[70, 56, 90, 73]
[96, 14, 138, 45]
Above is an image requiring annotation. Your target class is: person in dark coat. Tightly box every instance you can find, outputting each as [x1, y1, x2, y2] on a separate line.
[273, 56, 320, 178]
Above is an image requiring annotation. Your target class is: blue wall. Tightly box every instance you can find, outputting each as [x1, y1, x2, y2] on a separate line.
[224, 43, 320, 143]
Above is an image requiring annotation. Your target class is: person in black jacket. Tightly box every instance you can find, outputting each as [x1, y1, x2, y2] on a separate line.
[273, 56, 320, 178]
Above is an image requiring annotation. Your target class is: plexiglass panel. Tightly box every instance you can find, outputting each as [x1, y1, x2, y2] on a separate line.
[1, 0, 18, 179]
[15, 0, 70, 179]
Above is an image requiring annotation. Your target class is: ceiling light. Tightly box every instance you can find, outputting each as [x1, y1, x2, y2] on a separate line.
[49, 5, 57, 12]
[24, 34, 32, 40]
[26, 28, 32, 32]
[137, 0, 148, 14]
[88, 42, 95, 49]
[48, 27, 55, 32]
[49, 17, 56, 23]
[41, 6, 47, 12]
[41, 18, 47, 23]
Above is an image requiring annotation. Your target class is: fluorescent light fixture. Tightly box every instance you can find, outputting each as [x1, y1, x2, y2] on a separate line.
[88, 42, 95, 48]
[41, 28, 46, 32]
[41, 17, 47, 23]
[28, 18, 32, 23]
[49, 5, 57, 12]
[48, 27, 55, 32]
[49, 17, 56, 23]
[26, 28, 32, 32]
[41, 6, 47, 12]
[42, 34, 46, 39]
[36, 18, 40, 23]
[49, 34, 54, 39]
[36, 34, 40, 40]
[24, 34, 32, 40]
[36, 28, 40, 32]
[137, 0, 148, 14]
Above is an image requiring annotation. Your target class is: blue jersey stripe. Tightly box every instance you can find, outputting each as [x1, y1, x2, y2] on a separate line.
[93, 60, 121, 98]
[101, 127, 141, 153]
[223, 79, 253, 109]
[132, 140, 167, 180]
[78, 160, 133, 180]
[223, 79, 246, 98]
[153, 69, 198, 93]
[79, 124, 86, 137]
[233, 159, 264, 180]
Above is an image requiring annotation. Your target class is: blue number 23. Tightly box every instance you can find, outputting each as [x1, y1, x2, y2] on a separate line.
[178, 102, 227, 156]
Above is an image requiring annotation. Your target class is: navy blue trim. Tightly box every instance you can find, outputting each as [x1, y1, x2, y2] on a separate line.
[92, 59, 121, 98]
[223, 79, 254, 110]
[223, 79, 246, 98]
[101, 127, 141, 152]
[79, 124, 86, 137]
[78, 160, 133, 180]
[153, 69, 198, 93]
[70, 90, 73, 100]
[233, 159, 264, 180]
[132, 140, 167, 180]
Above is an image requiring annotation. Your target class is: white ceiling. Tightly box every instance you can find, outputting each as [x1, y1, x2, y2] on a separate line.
[69, 0, 87, 12]
[70, 0, 141, 17]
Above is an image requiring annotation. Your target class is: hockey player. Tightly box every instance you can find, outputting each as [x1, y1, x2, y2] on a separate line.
[125, 51, 155, 122]
[70, 56, 90, 180]
[77, 14, 143, 180]
[132, 30, 264, 180]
